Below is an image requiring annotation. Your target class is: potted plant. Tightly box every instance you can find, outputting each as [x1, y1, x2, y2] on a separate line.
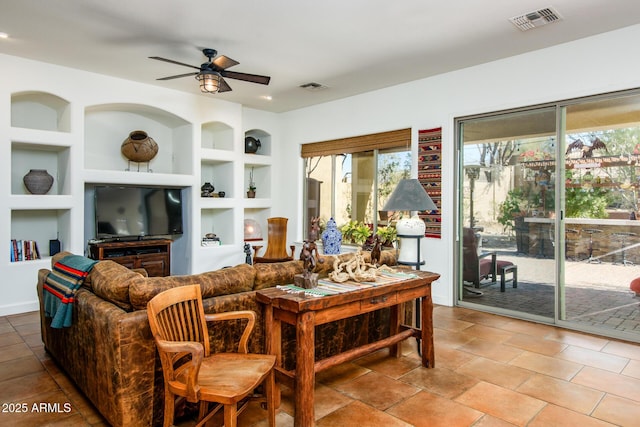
[247, 167, 256, 198]
[375, 225, 397, 248]
[340, 220, 372, 246]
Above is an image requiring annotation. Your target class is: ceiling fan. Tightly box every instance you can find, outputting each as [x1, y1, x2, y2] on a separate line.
[149, 48, 271, 93]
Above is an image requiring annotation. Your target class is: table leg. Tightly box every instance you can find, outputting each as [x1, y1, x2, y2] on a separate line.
[389, 303, 401, 358]
[421, 294, 435, 368]
[264, 304, 281, 408]
[295, 311, 315, 427]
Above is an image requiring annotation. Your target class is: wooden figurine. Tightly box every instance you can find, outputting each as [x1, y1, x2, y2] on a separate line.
[295, 240, 324, 289]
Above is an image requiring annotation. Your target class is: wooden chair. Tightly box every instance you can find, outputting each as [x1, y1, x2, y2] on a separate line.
[147, 285, 276, 427]
[252, 217, 295, 263]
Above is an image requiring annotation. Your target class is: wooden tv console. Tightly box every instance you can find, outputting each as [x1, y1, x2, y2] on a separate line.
[88, 239, 171, 277]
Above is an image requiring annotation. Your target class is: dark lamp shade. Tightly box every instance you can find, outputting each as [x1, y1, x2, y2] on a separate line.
[382, 179, 437, 212]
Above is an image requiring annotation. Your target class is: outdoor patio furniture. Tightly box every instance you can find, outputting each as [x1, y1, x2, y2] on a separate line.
[498, 261, 517, 292]
[583, 228, 603, 263]
[565, 228, 581, 260]
[463, 227, 496, 288]
[612, 232, 636, 266]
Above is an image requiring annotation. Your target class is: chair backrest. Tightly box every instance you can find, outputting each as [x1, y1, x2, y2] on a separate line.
[147, 284, 210, 356]
[462, 227, 480, 282]
[262, 217, 290, 259]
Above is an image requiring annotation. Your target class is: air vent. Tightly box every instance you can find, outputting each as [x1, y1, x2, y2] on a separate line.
[299, 82, 328, 91]
[509, 6, 562, 31]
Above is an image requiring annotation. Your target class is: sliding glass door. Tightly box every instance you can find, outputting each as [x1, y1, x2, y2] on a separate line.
[459, 107, 558, 321]
[457, 89, 640, 343]
[560, 93, 640, 338]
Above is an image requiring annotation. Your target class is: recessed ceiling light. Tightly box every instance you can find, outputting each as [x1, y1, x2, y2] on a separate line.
[0, 32, 9, 39]
[260, 95, 273, 101]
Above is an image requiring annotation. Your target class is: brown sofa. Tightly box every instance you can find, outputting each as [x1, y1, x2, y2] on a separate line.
[37, 250, 396, 427]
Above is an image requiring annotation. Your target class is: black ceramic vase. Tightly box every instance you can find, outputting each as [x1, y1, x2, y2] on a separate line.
[244, 136, 261, 154]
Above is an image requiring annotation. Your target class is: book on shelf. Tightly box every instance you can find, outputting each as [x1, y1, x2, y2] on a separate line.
[10, 239, 41, 262]
[201, 236, 221, 247]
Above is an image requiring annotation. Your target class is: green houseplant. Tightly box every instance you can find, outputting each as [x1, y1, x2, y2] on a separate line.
[497, 189, 526, 233]
[341, 220, 372, 246]
[375, 225, 397, 247]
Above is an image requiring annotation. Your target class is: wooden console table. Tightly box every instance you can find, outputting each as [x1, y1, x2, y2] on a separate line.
[256, 270, 439, 427]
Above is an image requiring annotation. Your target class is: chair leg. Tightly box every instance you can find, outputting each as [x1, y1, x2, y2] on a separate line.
[198, 401, 208, 421]
[163, 387, 175, 427]
[224, 403, 238, 427]
[266, 370, 276, 427]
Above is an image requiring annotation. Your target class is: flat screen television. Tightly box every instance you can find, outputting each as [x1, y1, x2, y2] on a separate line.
[95, 186, 183, 240]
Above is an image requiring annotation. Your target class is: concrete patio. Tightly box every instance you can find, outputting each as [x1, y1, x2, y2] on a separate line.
[464, 247, 640, 339]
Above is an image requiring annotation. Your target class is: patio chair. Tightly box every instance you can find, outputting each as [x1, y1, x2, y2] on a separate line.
[463, 227, 517, 291]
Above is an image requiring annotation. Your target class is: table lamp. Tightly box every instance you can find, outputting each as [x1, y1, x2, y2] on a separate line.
[381, 178, 437, 267]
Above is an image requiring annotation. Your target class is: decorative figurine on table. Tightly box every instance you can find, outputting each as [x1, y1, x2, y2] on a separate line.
[295, 240, 324, 289]
[244, 243, 252, 265]
[370, 235, 382, 266]
[308, 217, 320, 241]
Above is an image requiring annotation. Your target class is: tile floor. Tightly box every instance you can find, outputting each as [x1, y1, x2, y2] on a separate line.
[1, 306, 640, 426]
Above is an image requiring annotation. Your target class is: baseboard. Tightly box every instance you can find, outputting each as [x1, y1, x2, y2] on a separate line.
[0, 300, 39, 316]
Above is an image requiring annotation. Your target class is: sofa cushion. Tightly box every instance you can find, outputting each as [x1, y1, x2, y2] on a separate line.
[253, 260, 304, 290]
[129, 263, 256, 310]
[90, 261, 145, 311]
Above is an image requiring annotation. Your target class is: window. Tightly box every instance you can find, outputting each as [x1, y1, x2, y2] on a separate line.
[302, 129, 411, 239]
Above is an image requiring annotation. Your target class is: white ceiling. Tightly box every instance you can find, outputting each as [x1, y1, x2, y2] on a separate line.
[2, 0, 640, 113]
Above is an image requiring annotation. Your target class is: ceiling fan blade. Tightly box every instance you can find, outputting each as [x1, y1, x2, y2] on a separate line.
[221, 70, 271, 85]
[212, 55, 239, 70]
[149, 56, 201, 70]
[218, 78, 233, 93]
[157, 72, 198, 80]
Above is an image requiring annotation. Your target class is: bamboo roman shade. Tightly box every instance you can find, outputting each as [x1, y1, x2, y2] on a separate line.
[300, 128, 411, 158]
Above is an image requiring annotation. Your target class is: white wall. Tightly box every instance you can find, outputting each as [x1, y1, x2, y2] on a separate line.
[3, 23, 640, 314]
[280, 24, 640, 306]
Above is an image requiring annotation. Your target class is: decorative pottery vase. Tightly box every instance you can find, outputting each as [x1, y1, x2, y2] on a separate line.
[121, 130, 159, 162]
[201, 182, 215, 197]
[23, 169, 54, 194]
[218, 191, 225, 198]
[321, 217, 342, 254]
[244, 136, 261, 154]
[247, 190, 256, 198]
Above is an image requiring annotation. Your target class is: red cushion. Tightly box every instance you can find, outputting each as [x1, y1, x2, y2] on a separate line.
[496, 260, 514, 269]
[479, 259, 493, 277]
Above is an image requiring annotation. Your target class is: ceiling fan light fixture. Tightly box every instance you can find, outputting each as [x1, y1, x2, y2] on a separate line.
[196, 70, 222, 93]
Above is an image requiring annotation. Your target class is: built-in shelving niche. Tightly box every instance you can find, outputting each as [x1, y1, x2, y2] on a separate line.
[202, 121, 234, 151]
[244, 163, 271, 199]
[10, 209, 71, 261]
[244, 129, 271, 156]
[11, 142, 70, 195]
[84, 104, 193, 175]
[244, 207, 271, 245]
[11, 91, 71, 132]
[201, 208, 235, 246]
[201, 160, 234, 199]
